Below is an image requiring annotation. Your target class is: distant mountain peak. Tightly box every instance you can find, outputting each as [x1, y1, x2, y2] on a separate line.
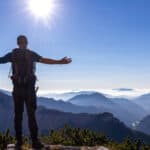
[69, 92, 114, 108]
[69, 92, 109, 101]
[138, 93, 150, 99]
[0, 89, 11, 96]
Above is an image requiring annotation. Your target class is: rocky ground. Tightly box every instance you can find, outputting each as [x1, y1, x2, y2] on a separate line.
[6, 144, 110, 150]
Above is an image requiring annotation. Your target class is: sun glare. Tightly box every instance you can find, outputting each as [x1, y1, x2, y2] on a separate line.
[28, 0, 57, 22]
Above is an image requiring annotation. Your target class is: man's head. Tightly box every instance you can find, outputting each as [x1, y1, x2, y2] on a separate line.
[17, 35, 28, 49]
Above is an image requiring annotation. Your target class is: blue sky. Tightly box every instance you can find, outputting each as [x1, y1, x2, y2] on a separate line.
[0, 0, 150, 93]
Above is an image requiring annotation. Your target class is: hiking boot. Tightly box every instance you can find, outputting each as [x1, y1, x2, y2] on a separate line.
[32, 140, 44, 149]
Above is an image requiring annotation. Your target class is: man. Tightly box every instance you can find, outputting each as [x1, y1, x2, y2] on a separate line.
[0, 35, 72, 149]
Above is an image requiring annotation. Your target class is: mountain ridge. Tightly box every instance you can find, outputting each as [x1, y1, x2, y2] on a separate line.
[0, 92, 150, 143]
[0, 90, 148, 126]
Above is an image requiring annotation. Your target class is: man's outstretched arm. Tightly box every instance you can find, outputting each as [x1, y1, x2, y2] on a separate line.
[0, 53, 12, 64]
[39, 57, 72, 64]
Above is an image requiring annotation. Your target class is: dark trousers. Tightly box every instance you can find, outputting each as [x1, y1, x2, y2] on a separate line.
[12, 84, 38, 142]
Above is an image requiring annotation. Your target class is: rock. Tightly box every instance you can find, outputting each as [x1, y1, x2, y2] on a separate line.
[81, 146, 109, 150]
[97, 146, 109, 150]
[6, 144, 110, 150]
[6, 144, 15, 150]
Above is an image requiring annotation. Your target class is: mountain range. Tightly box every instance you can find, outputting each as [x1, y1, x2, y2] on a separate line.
[1, 89, 150, 135]
[38, 93, 148, 126]
[1, 91, 150, 143]
[0, 89, 149, 127]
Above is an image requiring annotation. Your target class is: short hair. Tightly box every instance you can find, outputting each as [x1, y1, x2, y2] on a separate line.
[17, 35, 28, 45]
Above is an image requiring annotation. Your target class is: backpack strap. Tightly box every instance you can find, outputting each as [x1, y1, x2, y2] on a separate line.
[25, 49, 32, 76]
[10, 49, 19, 83]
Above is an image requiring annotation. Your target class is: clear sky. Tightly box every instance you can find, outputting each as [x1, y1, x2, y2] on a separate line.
[0, 0, 150, 93]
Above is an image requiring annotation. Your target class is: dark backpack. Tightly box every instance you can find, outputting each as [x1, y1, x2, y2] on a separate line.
[11, 48, 36, 86]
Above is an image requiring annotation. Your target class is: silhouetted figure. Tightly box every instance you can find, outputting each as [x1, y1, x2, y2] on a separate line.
[0, 35, 72, 149]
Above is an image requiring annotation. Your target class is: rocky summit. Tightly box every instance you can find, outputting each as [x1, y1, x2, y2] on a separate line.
[6, 144, 109, 150]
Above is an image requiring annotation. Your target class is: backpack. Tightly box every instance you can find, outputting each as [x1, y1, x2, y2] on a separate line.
[10, 48, 36, 86]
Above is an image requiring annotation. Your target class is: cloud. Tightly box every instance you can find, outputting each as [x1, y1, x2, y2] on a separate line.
[99, 88, 150, 99]
[113, 88, 134, 92]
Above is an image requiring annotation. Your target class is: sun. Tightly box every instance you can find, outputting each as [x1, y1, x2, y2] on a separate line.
[28, 0, 57, 20]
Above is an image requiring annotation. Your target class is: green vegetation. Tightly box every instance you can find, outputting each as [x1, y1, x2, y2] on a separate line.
[0, 129, 15, 149]
[0, 129, 29, 149]
[0, 125, 150, 150]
